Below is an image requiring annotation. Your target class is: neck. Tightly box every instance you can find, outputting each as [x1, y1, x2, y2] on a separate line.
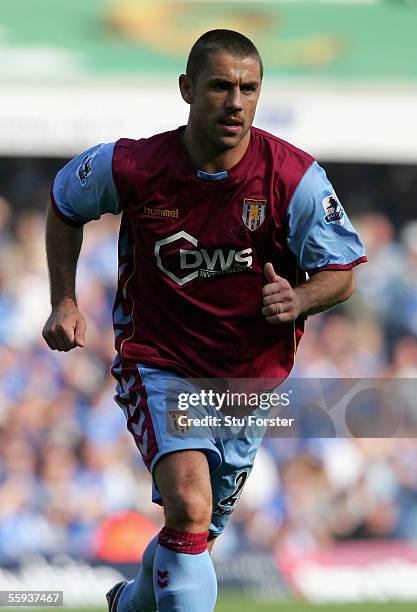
[182, 124, 251, 173]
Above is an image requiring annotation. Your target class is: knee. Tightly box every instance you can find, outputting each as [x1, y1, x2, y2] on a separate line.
[164, 488, 212, 531]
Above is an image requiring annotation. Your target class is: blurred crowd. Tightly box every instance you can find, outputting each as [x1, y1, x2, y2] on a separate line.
[1, 158, 417, 564]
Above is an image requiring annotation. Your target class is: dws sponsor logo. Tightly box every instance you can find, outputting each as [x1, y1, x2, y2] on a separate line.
[155, 231, 253, 286]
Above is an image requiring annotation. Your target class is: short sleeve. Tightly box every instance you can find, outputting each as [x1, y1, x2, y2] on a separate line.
[51, 142, 119, 226]
[286, 161, 367, 273]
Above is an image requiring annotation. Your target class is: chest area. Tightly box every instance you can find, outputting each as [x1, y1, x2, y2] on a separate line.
[131, 177, 284, 247]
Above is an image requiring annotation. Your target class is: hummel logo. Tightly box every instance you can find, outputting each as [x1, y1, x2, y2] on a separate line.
[144, 205, 179, 219]
[158, 570, 169, 579]
[158, 579, 169, 589]
[157, 569, 170, 589]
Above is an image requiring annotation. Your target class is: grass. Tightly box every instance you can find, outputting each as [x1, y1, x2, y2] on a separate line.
[31, 597, 417, 611]
[216, 598, 417, 611]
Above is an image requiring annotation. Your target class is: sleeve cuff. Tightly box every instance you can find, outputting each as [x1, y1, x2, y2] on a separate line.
[309, 255, 368, 274]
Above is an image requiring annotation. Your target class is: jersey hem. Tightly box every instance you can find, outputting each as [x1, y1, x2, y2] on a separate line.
[114, 350, 294, 388]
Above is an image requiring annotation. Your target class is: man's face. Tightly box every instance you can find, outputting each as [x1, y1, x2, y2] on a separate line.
[182, 52, 262, 152]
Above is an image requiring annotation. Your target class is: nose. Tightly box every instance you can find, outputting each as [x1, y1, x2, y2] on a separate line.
[225, 86, 243, 113]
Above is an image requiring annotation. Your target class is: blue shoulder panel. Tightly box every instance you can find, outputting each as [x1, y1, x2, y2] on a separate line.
[286, 161, 366, 271]
[52, 142, 119, 224]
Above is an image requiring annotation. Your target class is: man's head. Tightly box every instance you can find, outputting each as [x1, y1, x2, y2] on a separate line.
[179, 30, 263, 156]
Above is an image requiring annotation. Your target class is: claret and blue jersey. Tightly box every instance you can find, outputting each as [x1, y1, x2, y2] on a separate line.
[51, 125, 366, 382]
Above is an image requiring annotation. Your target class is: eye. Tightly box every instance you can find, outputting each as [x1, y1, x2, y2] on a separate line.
[241, 84, 257, 93]
[213, 82, 229, 91]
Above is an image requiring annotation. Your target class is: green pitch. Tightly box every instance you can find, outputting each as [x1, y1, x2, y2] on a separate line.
[217, 599, 417, 612]
[40, 598, 417, 611]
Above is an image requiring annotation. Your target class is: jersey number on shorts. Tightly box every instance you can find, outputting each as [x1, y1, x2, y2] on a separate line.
[218, 470, 248, 508]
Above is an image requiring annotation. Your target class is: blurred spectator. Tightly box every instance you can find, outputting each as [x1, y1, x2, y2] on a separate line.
[1, 157, 417, 562]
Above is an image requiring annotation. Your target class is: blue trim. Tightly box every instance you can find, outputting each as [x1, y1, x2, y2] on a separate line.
[197, 169, 229, 181]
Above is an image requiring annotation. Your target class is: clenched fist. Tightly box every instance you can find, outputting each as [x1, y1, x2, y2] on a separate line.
[262, 262, 302, 324]
[42, 298, 87, 351]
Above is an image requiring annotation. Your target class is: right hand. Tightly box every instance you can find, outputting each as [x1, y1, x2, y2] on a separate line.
[42, 299, 87, 351]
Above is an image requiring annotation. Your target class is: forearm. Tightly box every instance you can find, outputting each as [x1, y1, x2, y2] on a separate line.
[295, 270, 354, 317]
[45, 201, 84, 308]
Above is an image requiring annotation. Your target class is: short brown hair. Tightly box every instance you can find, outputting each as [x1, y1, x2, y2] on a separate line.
[186, 29, 263, 83]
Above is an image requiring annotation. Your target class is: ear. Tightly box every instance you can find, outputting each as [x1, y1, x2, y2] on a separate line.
[179, 73, 193, 105]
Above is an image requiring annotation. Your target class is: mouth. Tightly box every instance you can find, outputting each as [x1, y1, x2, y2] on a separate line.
[218, 118, 243, 133]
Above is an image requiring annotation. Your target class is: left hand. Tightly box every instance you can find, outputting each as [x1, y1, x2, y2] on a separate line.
[262, 262, 302, 324]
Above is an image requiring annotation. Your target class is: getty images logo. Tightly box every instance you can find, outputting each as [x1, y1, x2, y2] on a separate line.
[155, 231, 253, 286]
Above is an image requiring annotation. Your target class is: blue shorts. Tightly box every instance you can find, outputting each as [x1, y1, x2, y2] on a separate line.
[111, 356, 266, 537]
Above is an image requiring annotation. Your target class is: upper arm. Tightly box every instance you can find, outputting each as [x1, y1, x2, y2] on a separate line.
[51, 142, 119, 226]
[286, 161, 367, 273]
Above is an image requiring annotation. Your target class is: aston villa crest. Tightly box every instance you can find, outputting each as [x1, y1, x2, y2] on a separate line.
[167, 410, 191, 436]
[242, 198, 267, 231]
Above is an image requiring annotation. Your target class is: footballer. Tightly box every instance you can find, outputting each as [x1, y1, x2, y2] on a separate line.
[43, 29, 366, 612]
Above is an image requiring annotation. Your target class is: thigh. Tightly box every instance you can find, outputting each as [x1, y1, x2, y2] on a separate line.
[111, 355, 222, 505]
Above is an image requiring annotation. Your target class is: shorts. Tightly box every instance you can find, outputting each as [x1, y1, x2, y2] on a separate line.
[111, 355, 266, 537]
